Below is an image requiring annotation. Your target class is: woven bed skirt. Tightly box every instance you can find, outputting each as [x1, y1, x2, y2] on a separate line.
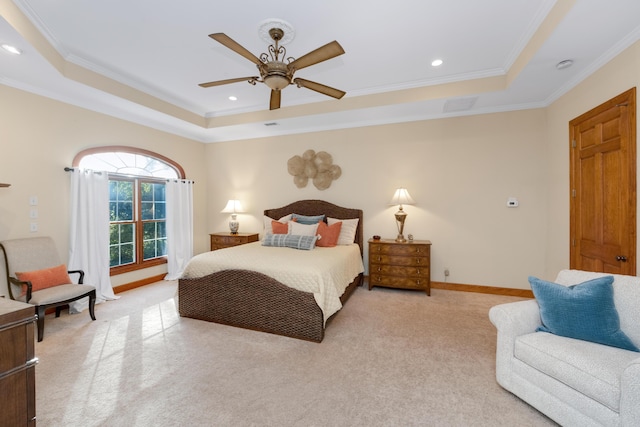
[178, 269, 362, 342]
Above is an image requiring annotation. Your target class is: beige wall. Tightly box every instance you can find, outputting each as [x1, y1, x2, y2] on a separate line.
[206, 109, 549, 289]
[1, 39, 638, 295]
[0, 85, 209, 296]
[545, 40, 640, 279]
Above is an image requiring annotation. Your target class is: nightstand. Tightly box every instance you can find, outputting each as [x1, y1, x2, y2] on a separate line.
[210, 232, 259, 251]
[368, 238, 432, 295]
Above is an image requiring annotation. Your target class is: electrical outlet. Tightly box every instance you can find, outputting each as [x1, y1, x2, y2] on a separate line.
[30, 222, 38, 232]
[444, 268, 450, 277]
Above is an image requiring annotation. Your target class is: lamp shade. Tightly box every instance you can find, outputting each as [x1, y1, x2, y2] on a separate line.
[389, 188, 415, 206]
[221, 199, 244, 214]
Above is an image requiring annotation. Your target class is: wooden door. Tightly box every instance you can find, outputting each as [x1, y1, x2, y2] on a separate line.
[570, 88, 636, 274]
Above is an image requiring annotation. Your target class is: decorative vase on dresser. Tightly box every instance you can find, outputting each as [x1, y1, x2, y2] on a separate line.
[368, 238, 432, 295]
[0, 298, 38, 426]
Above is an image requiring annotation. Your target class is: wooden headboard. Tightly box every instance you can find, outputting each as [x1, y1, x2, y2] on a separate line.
[264, 199, 364, 256]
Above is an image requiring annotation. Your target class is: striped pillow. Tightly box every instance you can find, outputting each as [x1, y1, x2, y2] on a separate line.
[262, 233, 318, 250]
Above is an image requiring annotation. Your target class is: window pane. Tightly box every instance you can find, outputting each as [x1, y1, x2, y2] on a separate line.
[154, 184, 165, 201]
[154, 201, 166, 220]
[141, 182, 153, 201]
[120, 223, 134, 243]
[109, 201, 117, 222]
[117, 181, 133, 201]
[143, 240, 156, 260]
[141, 202, 154, 220]
[143, 222, 156, 240]
[110, 246, 120, 267]
[109, 223, 136, 267]
[110, 181, 134, 221]
[121, 243, 135, 264]
[117, 202, 133, 221]
[142, 220, 167, 260]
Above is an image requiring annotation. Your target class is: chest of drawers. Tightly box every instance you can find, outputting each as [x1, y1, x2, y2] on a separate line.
[368, 238, 432, 295]
[0, 298, 38, 426]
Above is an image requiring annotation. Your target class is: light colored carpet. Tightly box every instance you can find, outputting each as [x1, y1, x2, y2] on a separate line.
[34, 282, 556, 426]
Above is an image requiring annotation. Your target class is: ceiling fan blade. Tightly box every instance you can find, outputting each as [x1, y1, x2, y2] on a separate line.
[270, 90, 281, 110]
[288, 41, 345, 71]
[209, 33, 263, 65]
[293, 78, 346, 99]
[198, 76, 258, 88]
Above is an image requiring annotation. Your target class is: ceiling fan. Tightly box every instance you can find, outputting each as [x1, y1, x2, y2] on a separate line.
[199, 27, 346, 110]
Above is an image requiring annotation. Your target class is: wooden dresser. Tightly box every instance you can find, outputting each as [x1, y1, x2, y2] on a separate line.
[368, 238, 432, 295]
[0, 298, 38, 426]
[210, 232, 259, 251]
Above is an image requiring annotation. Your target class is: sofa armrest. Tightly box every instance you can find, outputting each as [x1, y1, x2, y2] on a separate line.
[489, 299, 541, 389]
[621, 356, 640, 425]
[489, 299, 541, 336]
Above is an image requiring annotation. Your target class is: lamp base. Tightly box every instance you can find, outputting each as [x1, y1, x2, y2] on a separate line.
[394, 208, 407, 243]
[229, 220, 239, 234]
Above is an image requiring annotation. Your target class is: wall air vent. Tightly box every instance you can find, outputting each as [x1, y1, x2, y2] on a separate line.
[264, 122, 279, 126]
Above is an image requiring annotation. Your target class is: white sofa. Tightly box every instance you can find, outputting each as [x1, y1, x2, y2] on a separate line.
[489, 269, 640, 427]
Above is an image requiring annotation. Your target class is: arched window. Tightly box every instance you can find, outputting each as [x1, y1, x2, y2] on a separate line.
[73, 146, 186, 275]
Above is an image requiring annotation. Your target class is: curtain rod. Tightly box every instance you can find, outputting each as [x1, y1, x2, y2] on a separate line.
[64, 167, 194, 183]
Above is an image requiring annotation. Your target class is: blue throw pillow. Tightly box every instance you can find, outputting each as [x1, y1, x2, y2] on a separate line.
[292, 213, 325, 225]
[528, 276, 639, 352]
[262, 233, 318, 250]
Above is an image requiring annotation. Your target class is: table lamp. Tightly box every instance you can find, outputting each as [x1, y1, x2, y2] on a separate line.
[389, 188, 415, 242]
[221, 199, 244, 234]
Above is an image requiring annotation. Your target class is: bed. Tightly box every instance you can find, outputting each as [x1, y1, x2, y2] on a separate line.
[178, 200, 364, 342]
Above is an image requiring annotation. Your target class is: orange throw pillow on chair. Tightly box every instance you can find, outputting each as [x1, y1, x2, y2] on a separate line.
[16, 264, 72, 295]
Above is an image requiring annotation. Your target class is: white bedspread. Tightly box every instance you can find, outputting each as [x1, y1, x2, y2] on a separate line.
[181, 242, 365, 323]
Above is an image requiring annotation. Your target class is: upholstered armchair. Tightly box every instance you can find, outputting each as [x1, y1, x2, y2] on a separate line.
[0, 236, 96, 341]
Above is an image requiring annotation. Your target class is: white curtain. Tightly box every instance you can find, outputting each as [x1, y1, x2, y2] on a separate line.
[165, 179, 194, 280]
[68, 169, 117, 313]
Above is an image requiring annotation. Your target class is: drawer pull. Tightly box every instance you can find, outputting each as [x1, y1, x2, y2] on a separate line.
[416, 258, 421, 264]
[378, 256, 382, 262]
[417, 280, 421, 285]
[417, 269, 420, 275]
[377, 267, 381, 272]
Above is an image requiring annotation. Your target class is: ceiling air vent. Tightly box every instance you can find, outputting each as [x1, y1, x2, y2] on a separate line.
[443, 97, 478, 113]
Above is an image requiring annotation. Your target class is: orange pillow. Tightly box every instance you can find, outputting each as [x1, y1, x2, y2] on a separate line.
[316, 221, 342, 247]
[15, 264, 72, 295]
[271, 220, 289, 234]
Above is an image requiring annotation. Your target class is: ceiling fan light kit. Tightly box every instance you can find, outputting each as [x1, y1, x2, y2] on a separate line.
[199, 21, 346, 110]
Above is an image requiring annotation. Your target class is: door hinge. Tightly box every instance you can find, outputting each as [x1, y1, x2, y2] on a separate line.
[572, 239, 575, 246]
[572, 139, 577, 148]
[572, 189, 576, 197]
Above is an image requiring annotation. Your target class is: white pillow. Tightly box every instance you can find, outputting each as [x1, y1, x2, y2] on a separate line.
[289, 221, 319, 237]
[263, 214, 292, 235]
[327, 217, 359, 245]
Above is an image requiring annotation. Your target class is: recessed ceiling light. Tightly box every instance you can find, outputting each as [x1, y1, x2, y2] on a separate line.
[228, 96, 237, 101]
[431, 59, 443, 67]
[1, 44, 22, 55]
